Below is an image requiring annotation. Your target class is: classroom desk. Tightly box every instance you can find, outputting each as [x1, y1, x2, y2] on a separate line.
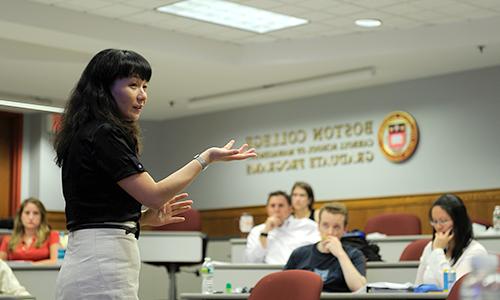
[9, 261, 60, 300]
[211, 262, 419, 292]
[180, 292, 447, 300]
[139, 231, 206, 300]
[138, 231, 205, 262]
[230, 233, 500, 263]
[229, 239, 246, 263]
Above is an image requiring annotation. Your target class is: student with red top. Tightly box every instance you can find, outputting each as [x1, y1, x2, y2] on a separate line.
[0, 198, 59, 265]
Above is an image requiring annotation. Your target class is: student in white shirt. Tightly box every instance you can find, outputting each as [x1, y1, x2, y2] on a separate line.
[0, 259, 31, 296]
[415, 194, 487, 288]
[245, 191, 320, 264]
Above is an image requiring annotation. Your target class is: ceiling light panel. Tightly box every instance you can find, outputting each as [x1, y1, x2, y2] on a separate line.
[156, 0, 308, 33]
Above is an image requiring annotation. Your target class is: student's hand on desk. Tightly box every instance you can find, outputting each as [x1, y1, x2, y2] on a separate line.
[143, 193, 193, 227]
[202, 140, 257, 164]
[433, 228, 454, 250]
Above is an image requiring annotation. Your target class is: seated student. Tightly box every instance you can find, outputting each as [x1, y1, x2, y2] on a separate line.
[291, 181, 316, 221]
[285, 203, 366, 292]
[0, 259, 31, 296]
[0, 198, 59, 265]
[245, 191, 319, 264]
[415, 194, 487, 288]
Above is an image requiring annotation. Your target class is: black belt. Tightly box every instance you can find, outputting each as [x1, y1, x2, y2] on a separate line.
[70, 222, 140, 239]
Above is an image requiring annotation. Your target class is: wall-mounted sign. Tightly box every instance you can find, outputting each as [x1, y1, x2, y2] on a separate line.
[378, 111, 419, 163]
[244, 120, 376, 175]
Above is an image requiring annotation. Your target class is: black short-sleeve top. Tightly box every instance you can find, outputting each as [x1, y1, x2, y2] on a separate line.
[62, 121, 146, 230]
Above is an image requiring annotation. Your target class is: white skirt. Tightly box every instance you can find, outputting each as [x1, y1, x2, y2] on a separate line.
[55, 228, 140, 300]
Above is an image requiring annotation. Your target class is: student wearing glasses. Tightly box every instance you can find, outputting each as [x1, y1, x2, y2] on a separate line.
[415, 194, 487, 288]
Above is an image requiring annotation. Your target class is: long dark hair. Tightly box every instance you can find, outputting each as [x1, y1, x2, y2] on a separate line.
[430, 194, 473, 266]
[291, 181, 315, 211]
[54, 49, 152, 166]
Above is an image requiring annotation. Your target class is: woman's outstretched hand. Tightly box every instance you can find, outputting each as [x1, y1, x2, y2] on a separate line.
[202, 140, 257, 164]
[141, 193, 193, 227]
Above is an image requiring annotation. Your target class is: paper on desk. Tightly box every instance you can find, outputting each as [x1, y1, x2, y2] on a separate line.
[366, 232, 387, 239]
[367, 282, 414, 289]
[212, 260, 231, 265]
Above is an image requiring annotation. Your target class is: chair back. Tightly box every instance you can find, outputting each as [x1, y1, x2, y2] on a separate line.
[249, 270, 322, 300]
[365, 213, 421, 235]
[471, 217, 492, 228]
[399, 239, 431, 261]
[154, 209, 202, 231]
[447, 273, 469, 300]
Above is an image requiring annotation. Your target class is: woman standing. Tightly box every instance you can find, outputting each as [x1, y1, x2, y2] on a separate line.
[0, 198, 59, 265]
[53, 49, 256, 299]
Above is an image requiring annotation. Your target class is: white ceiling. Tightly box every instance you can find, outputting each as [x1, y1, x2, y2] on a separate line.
[1, 0, 500, 120]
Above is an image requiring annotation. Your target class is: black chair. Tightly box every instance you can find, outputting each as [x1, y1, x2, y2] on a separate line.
[0, 218, 14, 229]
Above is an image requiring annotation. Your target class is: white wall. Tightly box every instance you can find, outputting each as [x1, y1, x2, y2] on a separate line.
[22, 65, 500, 211]
[141, 66, 500, 210]
[21, 113, 64, 211]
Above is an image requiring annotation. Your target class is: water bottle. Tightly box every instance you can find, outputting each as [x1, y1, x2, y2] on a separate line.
[57, 231, 67, 260]
[493, 206, 500, 231]
[460, 255, 498, 300]
[239, 213, 254, 233]
[201, 257, 214, 294]
[444, 268, 456, 292]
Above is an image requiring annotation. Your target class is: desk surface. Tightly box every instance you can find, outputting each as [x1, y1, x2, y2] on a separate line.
[213, 262, 419, 270]
[180, 292, 447, 300]
[7, 261, 61, 270]
[138, 230, 206, 263]
[0, 296, 35, 300]
[210, 262, 419, 292]
[141, 231, 206, 237]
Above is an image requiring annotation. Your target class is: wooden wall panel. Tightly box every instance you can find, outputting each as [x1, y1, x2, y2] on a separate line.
[199, 189, 500, 238]
[0, 111, 23, 218]
[0, 116, 12, 218]
[47, 211, 66, 231]
[46, 189, 500, 237]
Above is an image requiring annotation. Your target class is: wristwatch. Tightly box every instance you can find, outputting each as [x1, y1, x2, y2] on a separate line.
[260, 232, 268, 237]
[193, 153, 209, 171]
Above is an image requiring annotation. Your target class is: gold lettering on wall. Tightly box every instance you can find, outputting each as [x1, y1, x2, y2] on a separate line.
[245, 120, 375, 175]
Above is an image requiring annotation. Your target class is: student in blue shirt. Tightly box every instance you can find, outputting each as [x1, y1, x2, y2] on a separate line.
[285, 203, 366, 292]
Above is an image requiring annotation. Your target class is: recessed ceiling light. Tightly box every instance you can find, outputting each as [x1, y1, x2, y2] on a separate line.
[355, 18, 382, 28]
[156, 0, 308, 34]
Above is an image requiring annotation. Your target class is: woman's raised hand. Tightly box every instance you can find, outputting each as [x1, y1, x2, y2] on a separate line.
[142, 193, 193, 227]
[202, 140, 257, 163]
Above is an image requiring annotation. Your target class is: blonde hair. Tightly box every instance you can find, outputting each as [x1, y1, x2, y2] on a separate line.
[8, 198, 51, 251]
[318, 203, 348, 225]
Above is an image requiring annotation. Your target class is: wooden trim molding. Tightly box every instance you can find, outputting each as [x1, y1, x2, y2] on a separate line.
[47, 188, 500, 237]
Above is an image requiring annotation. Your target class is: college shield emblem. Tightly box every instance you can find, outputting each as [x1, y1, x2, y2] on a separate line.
[378, 111, 418, 162]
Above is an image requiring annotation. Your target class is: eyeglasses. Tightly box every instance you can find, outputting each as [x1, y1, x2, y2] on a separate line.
[429, 220, 451, 226]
